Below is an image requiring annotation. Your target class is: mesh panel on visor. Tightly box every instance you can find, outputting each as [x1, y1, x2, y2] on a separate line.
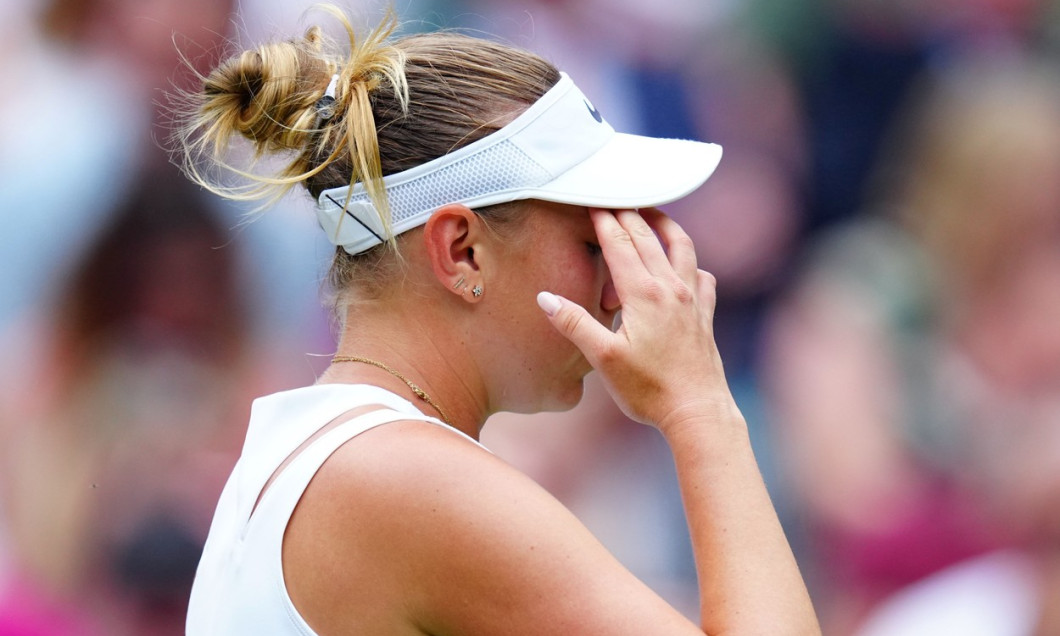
[346, 139, 552, 226]
[316, 71, 710, 255]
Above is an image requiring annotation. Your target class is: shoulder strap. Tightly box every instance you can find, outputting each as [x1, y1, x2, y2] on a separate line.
[245, 408, 488, 536]
[247, 409, 410, 532]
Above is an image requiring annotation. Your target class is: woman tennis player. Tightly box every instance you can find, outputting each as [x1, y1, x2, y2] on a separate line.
[178, 7, 819, 634]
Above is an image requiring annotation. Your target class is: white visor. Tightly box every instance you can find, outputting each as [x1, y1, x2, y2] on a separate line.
[316, 72, 722, 254]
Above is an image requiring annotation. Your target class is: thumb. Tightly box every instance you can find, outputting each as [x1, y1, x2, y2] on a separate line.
[536, 291, 612, 362]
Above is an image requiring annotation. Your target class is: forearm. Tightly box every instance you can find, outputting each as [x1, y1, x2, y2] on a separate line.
[663, 400, 819, 636]
[537, 207, 818, 632]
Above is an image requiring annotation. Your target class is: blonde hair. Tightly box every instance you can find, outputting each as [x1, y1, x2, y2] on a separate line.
[175, 6, 560, 304]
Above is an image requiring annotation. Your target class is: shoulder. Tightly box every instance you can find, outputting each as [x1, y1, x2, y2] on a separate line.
[282, 418, 551, 631]
[309, 417, 530, 512]
[284, 417, 698, 635]
[300, 417, 570, 564]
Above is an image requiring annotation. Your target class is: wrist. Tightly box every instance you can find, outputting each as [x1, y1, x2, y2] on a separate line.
[655, 396, 746, 440]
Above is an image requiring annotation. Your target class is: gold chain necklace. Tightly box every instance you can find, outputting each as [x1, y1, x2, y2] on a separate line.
[330, 355, 453, 425]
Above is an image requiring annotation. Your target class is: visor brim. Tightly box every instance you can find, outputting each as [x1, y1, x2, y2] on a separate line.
[525, 133, 722, 210]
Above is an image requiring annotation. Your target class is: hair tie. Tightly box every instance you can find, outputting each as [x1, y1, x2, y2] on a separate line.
[316, 73, 341, 123]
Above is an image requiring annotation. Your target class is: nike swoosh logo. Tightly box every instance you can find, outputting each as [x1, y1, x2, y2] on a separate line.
[584, 100, 603, 123]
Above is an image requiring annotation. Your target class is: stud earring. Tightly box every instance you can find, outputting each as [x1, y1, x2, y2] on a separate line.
[472, 285, 483, 297]
[453, 276, 466, 290]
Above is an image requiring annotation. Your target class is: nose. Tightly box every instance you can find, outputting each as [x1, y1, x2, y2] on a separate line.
[601, 278, 620, 314]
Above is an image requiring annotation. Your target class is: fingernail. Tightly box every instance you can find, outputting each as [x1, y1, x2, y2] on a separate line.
[537, 291, 562, 316]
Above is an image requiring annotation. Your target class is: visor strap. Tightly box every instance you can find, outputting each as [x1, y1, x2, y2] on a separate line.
[324, 193, 385, 246]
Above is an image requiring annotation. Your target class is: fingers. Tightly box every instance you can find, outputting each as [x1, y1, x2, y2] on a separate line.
[697, 269, 718, 321]
[640, 208, 698, 285]
[611, 209, 674, 277]
[591, 208, 700, 311]
[536, 291, 613, 364]
[588, 209, 646, 298]
[591, 208, 698, 285]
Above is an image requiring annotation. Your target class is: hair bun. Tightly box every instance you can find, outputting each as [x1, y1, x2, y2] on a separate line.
[176, 12, 406, 207]
[200, 29, 334, 155]
[172, 3, 555, 246]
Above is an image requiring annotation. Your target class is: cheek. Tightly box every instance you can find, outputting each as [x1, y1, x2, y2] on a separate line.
[527, 254, 597, 339]
[547, 253, 605, 304]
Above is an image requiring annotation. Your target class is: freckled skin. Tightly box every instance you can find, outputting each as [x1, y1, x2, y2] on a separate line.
[478, 202, 617, 414]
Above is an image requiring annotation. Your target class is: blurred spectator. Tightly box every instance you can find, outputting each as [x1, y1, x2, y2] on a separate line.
[40, 0, 232, 110]
[0, 166, 267, 635]
[676, 25, 810, 377]
[0, 0, 233, 327]
[761, 54, 1060, 635]
[1, 0, 329, 346]
[745, 0, 935, 234]
[0, 3, 238, 632]
[0, 0, 141, 329]
[855, 420, 1060, 635]
[0, 0, 341, 628]
[744, 0, 1060, 237]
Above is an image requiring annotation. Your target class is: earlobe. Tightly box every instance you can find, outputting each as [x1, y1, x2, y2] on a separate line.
[423, 204, 484, 300]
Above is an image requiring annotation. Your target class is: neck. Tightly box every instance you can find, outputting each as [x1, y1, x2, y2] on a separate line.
[320, 300, 489, 440]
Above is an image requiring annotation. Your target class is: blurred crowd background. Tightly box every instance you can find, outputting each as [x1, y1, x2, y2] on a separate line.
[2, 0, 1060, 634]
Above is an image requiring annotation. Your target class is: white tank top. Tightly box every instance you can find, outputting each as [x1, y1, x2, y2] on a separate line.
[185, 383, 487, 635]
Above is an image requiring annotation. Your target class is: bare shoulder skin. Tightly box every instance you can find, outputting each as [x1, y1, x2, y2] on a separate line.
[284, 419, 699, 636]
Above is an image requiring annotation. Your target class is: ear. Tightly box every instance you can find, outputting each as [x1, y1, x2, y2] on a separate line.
[422, 204, 487, 301]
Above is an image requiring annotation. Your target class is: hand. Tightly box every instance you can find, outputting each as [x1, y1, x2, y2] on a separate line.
[538, 208, 736, 432]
